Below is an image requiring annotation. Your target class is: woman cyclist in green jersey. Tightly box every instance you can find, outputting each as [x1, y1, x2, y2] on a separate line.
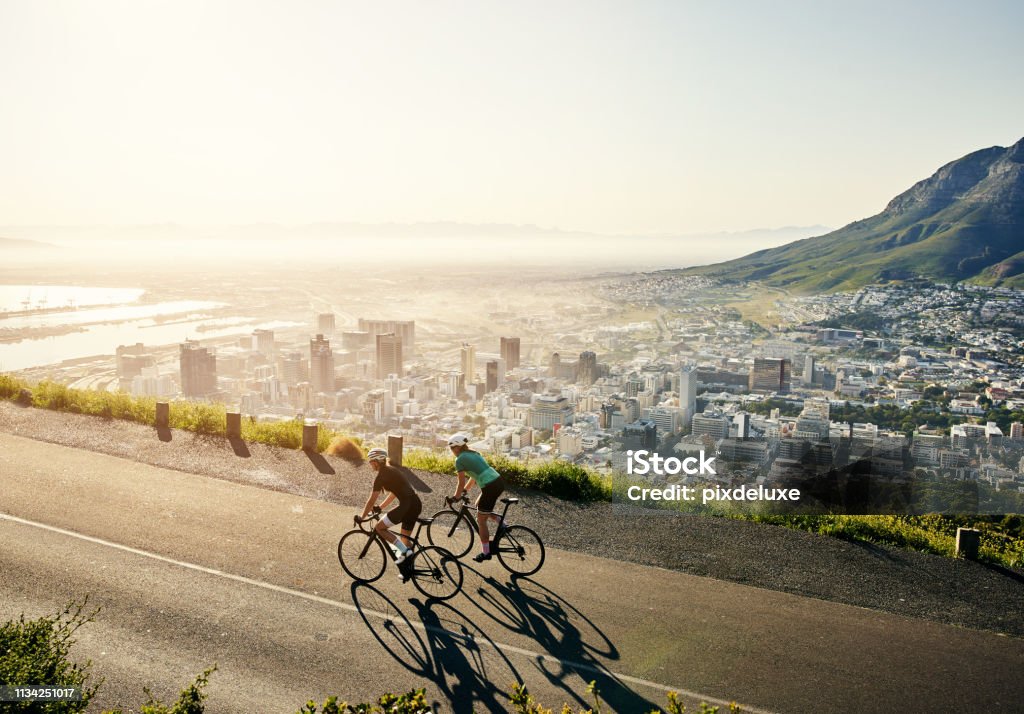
[447, 433, 506, 562]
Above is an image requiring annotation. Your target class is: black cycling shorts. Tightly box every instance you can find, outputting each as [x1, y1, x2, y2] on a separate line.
[385, 496, 422, 531]
[476, 477, 505, 514]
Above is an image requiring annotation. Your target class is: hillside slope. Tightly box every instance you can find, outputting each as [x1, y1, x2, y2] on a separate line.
[686, 137, 1024, 292]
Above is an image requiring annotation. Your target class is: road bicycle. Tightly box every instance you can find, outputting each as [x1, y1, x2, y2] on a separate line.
[426, 495, 545, 576]
[337, 509, 464, 600]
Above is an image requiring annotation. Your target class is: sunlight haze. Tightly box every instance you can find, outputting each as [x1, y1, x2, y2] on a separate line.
[1, 0, 1022, 234]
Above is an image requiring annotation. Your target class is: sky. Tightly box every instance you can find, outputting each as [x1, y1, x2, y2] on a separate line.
[1, 0, 1022, 236]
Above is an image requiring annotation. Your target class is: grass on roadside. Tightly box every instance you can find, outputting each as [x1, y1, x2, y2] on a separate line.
[2, 373, 1022, 569]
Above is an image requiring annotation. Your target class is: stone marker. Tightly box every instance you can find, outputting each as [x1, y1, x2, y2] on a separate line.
[302, 419, 319, 451]
[156, 402, 169, 428]
[956, 527, 981, 560]
[226, 412, 242, 438]
[388, 434, 404, 466]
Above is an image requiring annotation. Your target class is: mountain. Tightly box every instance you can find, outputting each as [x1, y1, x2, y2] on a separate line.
[684, 137, 1024, 292]
[0, 237, 58, 252]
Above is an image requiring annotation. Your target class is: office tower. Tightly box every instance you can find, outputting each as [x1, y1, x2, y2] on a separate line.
[529, 395, 575, 430]
[486, 360, 499, 393]
[803, 355, 815, 385]
[376, 333, 403, 379]
[749, 358, 791, 393]
[1011, 422, 1023, 441]
[679, 365, 697, 424]
[691, 410, 730, 440]
[622, 420, 657, 451]
[116, 343, 155, 383]
[733, 412, 750, 439]
[625, 374, 643, 398]
[253, 329, 275, 357]
[359, 319, 415, 354]
[310, 334, 335, 393]
[179, 340, 217, 397]
[461, 343, 476, 383]
[578, 351, 598, 386]
[280, 351, 307, 387]
[500, 336, 521, 371]
[317, 313, 336, 334]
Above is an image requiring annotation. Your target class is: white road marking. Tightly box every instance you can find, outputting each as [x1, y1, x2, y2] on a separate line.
[0, 511, 776, 714]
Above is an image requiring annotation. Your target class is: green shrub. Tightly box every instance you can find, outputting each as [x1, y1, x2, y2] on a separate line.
[296, 689, 429, 714]
[102, 667, 216, 714]
[0, 599, 100, 713]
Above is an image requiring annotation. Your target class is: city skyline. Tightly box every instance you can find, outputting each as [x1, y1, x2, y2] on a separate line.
[2, 1, 1022, 238]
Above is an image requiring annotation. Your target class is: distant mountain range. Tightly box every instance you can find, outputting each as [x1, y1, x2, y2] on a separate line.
[685, 137, 1024, 292]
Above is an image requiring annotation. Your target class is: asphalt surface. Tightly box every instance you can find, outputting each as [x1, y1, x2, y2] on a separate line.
[1, 417, 1023, 712]
[1, 401, 1022, 639]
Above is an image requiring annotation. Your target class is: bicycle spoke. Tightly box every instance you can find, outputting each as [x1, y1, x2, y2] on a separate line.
[410, 546, 464, 600]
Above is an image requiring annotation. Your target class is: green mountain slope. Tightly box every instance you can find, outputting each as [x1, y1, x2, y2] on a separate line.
[686, 138, 1024, 292]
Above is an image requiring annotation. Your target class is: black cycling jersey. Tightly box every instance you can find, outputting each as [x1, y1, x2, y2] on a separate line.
[373, 463, 417, 503]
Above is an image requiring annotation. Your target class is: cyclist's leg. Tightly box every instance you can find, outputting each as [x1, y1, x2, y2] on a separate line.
[474, 480, 504, 555]
[399, 498, 422, 550]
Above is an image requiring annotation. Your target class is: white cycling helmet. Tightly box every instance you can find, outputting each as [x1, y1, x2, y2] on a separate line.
[366, 447, 388, 462]
[447, 433, 470, 447]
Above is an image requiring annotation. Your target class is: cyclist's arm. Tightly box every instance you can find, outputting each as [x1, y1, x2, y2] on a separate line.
[378, 490, 397, 510]
[360, 489, 382, 520]
[453, 471, 472, 499]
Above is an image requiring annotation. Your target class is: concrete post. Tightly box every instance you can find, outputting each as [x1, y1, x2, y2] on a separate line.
[155, 402, 170, 428]
[956, 527, 981, 560]
[302, 419, 319, 451]
[226, 412, 242, 438]
[388, 434, 404, 466]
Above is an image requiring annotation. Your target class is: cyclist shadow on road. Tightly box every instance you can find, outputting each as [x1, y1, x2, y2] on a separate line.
[350, 582, 520, 714]
[460, 567, 660, 713]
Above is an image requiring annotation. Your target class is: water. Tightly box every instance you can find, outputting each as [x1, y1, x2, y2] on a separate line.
[0, 300, 224, 329]
[0, 285, 145, 313]
[0, 318, 303, 371]
[0, 284, 304, 371]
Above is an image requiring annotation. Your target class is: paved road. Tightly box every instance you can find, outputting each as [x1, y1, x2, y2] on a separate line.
[1, 432, 1022, 713]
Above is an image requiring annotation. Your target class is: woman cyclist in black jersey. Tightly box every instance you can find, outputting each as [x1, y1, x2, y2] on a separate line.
[357, 447, 422, 576]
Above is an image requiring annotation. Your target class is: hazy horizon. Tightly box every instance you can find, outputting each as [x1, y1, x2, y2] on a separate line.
[2, 1, 1022, 236]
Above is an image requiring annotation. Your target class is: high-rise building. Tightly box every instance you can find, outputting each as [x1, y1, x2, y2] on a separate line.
[749, 358, 791, 393]
[461, 343, 476, 383]
[359, 319, 415, 354]
[253, 329, 275, 356]
[622, 420, 658, 451]
[279, 352, 307, 386]
[692, 410, 730, 440]
[376, 333, 403, 379]
[549, 352, 561, 378]
[1011, 422, 1023, 441]
[310, 334, 335, 393]
[500, 337, 521, 371]
[341, 331, 371, 350]
[578, 351, 598, 386]
[485, 358, 505, 393]
[679, 365, 697, 426]
[317, 313, 336, 334]
[179, 340, 217, 397]
[625, 374, 643, 398]
[802, 355, 815, 385]
[116, 343, 155, 384]
[529, 395, 575, 430]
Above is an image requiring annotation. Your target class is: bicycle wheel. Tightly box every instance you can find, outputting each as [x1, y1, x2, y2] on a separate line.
[426, 509, 475, 558]
[338, 529, 387, 583]
[409, 546, 464, 600]
[495, 525, 545, 576]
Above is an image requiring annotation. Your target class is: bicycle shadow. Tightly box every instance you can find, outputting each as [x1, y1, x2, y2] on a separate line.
[459, 567, 659, 713]
[349, 583, 520, 713]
